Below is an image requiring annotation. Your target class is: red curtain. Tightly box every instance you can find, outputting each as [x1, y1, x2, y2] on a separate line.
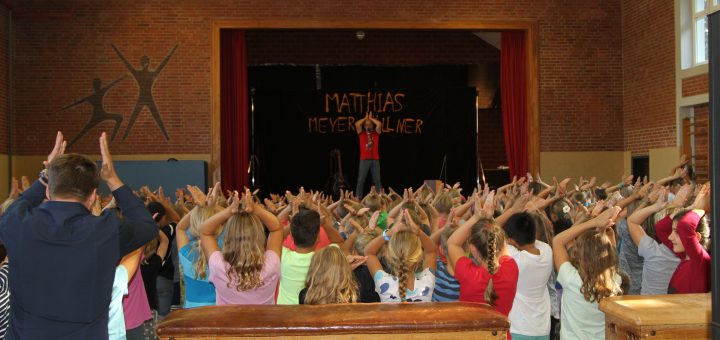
[220, 30, 249, 191]
[500, 31, 528, 179]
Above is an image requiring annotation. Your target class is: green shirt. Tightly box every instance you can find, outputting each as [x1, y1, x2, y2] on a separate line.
[376, 211, 389, 230]
[277, 247, 314, 304]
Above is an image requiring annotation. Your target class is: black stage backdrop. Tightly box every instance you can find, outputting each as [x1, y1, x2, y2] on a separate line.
[250, 66, 477, 196]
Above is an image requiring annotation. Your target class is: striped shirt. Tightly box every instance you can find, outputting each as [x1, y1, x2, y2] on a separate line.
[0, 262, 9, 339]
[432, 257, 460, 302]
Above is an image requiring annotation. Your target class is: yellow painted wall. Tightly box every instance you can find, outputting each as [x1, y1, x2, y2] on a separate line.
[649, 147, 680, 181]
[0, 154, 7, 202]
[540, 151, 631, 185]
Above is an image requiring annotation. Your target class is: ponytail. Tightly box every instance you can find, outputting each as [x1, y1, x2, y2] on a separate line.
[484, 229, 498, 306]
[469, 221, 504, 307]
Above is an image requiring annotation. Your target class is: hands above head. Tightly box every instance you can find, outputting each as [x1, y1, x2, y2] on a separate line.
[99, 132, 123, 191]
[45, 131, 67, 169]
[8, 177, 20, 199]
[691, 182, 711, 212]
[347, 254, 368, 270]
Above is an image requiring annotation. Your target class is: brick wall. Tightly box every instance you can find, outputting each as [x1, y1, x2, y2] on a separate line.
[682, 74, 709, 98]
[622, 0, 677, 154]
[247, 30, 499, 66]
[10, 0, 623, 156]
[693, 104, 709, 183]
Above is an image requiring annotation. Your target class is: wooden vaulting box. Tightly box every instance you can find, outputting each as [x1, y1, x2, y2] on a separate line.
[599, 293, 711, 340]
[156, 302, 509, 339]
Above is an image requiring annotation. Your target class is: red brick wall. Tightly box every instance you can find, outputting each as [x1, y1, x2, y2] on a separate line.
[682, 74, 709, 97]
[693, 104, 709, 183]
[11, 0, 623, 156]
[622, 0, 677, 154]
[247, 30, 499, 65]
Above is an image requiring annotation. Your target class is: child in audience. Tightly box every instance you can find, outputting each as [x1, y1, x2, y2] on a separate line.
[176, 185, 222, 308]
[299, 245, 360, 304]
[109, 247, 142, 340]
[447, 193, 518, 316]
[667, 184, 711, 294]
[140, 224, 170, 315]
[552, 206, 624, 339]
[277, 197, 345, 304]
[200, 190, 283, 305]
[503, 212, 553, 340]
[343, 211, 381, 303]
[431, 223, 461, 302]
[627, 188, 681, 295]
[365, 210, 437, 302]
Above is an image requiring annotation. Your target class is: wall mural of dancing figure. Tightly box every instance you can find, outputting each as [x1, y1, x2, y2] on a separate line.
[112, 43, 179, 141]
[60, 76, 126, 148]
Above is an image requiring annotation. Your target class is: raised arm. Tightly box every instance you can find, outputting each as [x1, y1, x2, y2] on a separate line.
[627, 193, 666, 246]
[552, 206, 620, 270]
[100, 132, 158, 257]
[403, 210, 436, 271]
[243, 189, 283, 258]
[355, 111, 369, 134]
[118, 246, 143, 283]
[111, 44, 136, 73]
[369, 114, 382, 134]
[199, 192, 239, 261]
[175, 209, 192, 250]
[101, 75, 127, 91]
[155, 44, 179, 74]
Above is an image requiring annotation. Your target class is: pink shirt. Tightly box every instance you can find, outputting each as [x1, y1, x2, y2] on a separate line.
[121, 264, 152, 329]
[209, 250, 281, 305]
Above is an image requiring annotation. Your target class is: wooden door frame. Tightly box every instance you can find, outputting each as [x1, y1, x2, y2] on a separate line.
[210, 19, 540, 183]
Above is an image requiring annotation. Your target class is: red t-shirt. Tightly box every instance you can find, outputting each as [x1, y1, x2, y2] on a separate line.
[281, 221, 331, 251]
[359, 131, 380, 160]
[668, 211, 711, 294]
[454, 255, 519, 316]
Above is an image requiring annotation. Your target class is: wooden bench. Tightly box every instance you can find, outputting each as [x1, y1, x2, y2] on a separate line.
[599, 293, 711, 339]
[157, 302, 509, 339]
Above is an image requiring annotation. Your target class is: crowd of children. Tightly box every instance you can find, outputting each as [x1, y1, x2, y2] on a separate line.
[0, 134, 712, 340]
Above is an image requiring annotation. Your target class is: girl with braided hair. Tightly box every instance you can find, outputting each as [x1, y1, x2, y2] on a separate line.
[447, 193, 519, 317]
[365, 210, 437, 302]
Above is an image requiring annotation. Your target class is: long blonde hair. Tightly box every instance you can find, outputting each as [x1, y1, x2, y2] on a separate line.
[304, 246, 359, 304]
[570, 229, 622, 302]
[221, 212, 267, 291]
[387, 230, 423, 301]
[189, 206, 217, 280]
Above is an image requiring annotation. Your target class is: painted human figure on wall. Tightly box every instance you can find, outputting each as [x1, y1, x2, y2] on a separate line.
[61, 76, 126, 147]
[112, 44, 179, 141]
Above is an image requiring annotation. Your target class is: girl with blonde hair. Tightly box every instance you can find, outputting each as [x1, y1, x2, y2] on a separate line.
[176, 185, 223, 308]
[200, 189, 283, 305]
[299, 246, 361, 304]
[365, 210, 436, 302]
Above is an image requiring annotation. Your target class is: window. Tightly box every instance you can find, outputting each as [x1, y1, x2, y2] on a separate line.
[692, 0, 720, 65]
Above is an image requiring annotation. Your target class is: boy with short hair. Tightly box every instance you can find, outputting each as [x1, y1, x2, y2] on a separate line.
[503, 212, 554, 340]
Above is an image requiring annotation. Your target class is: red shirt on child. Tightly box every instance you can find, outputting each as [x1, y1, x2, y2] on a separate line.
[668, 211, 711, 294]
[454, 255, 519, 316]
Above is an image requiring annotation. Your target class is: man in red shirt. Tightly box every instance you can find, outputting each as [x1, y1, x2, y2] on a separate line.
[354, 112, 382, 197]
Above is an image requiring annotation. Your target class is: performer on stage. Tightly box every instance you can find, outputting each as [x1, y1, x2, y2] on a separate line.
[354, 112, 382, 197]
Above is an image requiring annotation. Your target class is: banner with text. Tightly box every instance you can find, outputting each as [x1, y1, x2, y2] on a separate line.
[253, 87, 477, 195]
